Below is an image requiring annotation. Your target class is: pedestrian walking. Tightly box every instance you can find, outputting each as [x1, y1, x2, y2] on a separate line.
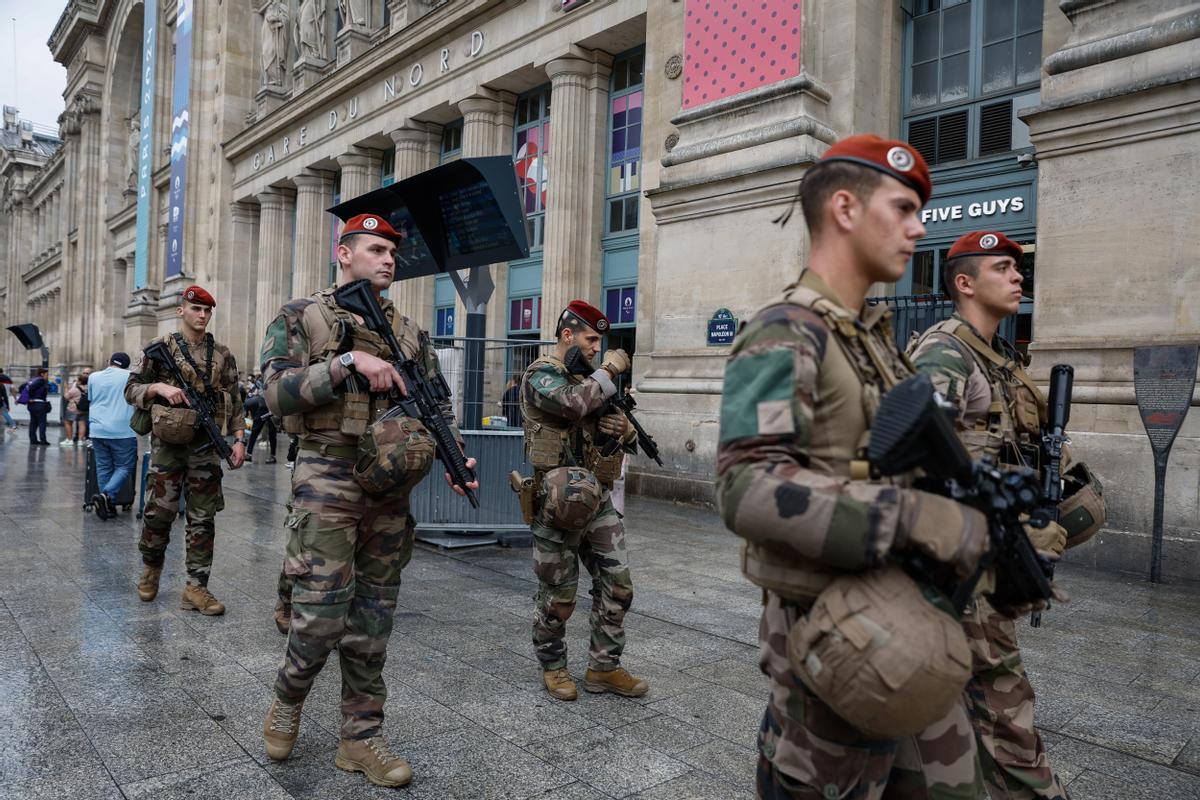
[63, 369, 92, 446]
[24, 369, 52, 445]
[87, 353, 139, 520]
[0, 367, 18, 432]
[125, 285, 245, 615]
[244, 392, 277, 463]
[259, 213, 477, 788]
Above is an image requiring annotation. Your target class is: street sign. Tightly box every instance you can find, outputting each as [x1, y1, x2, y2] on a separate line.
[1134, 344, 1199, 582]
[707, 308, 737, 346]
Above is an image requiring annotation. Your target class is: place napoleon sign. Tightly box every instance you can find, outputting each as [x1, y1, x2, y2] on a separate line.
[707, 309, 737, 346]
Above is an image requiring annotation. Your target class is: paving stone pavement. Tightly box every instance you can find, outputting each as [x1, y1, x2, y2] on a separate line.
[1, 436, 1198, 799]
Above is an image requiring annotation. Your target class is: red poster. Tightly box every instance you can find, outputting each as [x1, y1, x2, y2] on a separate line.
[683, 0, 802, 109]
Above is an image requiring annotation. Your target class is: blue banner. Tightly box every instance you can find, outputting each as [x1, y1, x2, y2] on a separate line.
[165, 0, 192, 279]
[133, 0, 158, 289]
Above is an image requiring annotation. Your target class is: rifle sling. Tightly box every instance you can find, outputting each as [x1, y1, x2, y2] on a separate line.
[951, 324, 1048, 421]
[171, 332, 216, 398]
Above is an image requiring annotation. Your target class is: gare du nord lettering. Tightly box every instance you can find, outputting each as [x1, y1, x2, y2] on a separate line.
[251, 30, 486, 172]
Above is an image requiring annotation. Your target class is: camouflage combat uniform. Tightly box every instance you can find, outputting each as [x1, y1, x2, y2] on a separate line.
[910, 312, 1068, 800]
[126, 334, 240, 586]
[716, 270, 985, 799]
[520, 355, 636, 673]
[261, 285, 458, 740]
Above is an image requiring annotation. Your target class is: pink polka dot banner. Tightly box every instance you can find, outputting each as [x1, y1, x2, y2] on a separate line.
[682, 0, 803, 110]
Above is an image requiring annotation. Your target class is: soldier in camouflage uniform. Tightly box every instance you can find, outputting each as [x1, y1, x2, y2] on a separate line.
[716, 136, 994, 799]
[259, 213, 477, 789]
[520, 300, 648, 702]
[910, 230, 1103, 800]
[126, 285, 245, 616]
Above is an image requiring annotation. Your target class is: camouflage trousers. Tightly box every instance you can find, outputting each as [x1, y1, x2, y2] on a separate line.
[272, 451, 415, 740]
[531, 496, 633, 672]
[138, 438, 224, 586]
[756, 593, 985, 799]
[962, 596, 1068, 800]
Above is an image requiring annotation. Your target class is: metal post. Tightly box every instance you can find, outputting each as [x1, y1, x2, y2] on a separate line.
[463, 312, 486, 429]
[1150, 456, 1168, 583]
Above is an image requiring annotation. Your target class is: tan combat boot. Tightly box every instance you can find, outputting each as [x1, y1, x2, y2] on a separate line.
[335, 736, 414, 787]
[137, 566, 162, 602]
[181, 584, 226, 616]
[542, 667, 578, 701]
[583, 666, 649, 697]
[273, 600, 292, 634]
[263, 697, 303, 760]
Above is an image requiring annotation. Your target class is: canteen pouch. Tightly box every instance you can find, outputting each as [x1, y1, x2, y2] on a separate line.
[510, 470, 537, 525]
[130, 407, 153, 436]
[150, 404, 198, 445]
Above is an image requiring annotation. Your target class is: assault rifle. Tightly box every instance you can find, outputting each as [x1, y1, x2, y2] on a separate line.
[563, 346, 664, 466]
[142, 340, 236, 468]
[333, 279, 479, 508]
[868, 374, 1054, 614]
[1029, 364, 1074, 627]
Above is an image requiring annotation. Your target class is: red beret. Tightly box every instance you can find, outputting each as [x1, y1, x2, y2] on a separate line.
[182, 285, 216, 307]
[947, 230, 1024, 263]
[340, 213, 403, 243]
[557, 300, 610, 335]
[816, 134, 932, 205]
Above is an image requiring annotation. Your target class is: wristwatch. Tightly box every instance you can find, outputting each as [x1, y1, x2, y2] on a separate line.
[338, 352, 357, 373]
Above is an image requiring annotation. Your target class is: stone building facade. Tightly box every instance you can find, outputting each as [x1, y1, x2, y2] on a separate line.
[1, 0, 1197, 579]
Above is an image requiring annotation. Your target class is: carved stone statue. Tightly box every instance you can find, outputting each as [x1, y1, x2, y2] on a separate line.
[295, 0, 327, 61]
[126, 114, 141, 189]
[338, 0, 369, 28]
[260, 0, 290, 86]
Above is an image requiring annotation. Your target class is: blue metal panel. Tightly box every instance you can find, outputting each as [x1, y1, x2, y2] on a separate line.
[507, 259, 543, 297]
[434, 273, 455, 306]
[602, 240, 639, 286]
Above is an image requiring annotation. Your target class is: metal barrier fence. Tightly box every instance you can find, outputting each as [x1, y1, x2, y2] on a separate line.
[866, 294, 1016, 349]
[412, 336, 555, 548]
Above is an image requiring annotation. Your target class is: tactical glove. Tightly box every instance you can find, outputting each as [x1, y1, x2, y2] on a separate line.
[1025, 520, 1067, 559]
[896, 490, 990, 581]
[601, 349, 631, 378]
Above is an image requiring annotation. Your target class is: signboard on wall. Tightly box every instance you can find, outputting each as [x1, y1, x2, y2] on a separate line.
[133, 0, 158, 289]
[920, 179, 1036, 236]
[165, 0, 192, 279]
[707, 308, 737, 346]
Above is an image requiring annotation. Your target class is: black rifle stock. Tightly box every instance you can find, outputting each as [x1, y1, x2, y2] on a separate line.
[867, 374, 1055, 614]
[563, 347, 664, 467]
[142, 341, 235, 468]
[1029, 364, 1073, 627]
[333, 279, 478, 508]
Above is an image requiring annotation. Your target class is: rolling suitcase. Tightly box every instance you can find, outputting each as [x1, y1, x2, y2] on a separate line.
[82, 445, 137, 513]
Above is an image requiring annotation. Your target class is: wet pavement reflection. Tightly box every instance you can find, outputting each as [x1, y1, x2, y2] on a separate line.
[0, 435, 1197, 798]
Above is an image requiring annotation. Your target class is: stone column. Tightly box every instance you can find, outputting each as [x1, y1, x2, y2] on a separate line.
[291, 170, 336, 296]
[336, 149, 382, 201]
[254, 187, 296, 361]
[540, 53, 612, 337]
[388, 122, 440, 326]
[66, 93, 103, 369]
[229, 202, 261, 368]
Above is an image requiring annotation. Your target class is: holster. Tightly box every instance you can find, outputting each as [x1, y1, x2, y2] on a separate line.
[510, 470, 537, 525]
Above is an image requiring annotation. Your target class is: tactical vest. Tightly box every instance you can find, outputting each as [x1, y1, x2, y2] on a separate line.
[911, 318, 1046, 466]
[520, 355, 625, 488]
[282, 287, 424, 440]
[153, 333, 233, 428]
[741, 282, 915, 602]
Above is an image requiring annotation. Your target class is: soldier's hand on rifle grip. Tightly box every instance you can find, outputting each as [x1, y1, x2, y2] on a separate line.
[151, 382, 189, 406]
[598, 413, 632, 441]
[601, 349, 631, 379]
[446, 455, 479, 496]
[339, 351, 408, 395]
[1025, 520, 1067, 560]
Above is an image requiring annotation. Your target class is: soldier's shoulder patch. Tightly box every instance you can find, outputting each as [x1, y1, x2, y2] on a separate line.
[736, 302, 828, 361]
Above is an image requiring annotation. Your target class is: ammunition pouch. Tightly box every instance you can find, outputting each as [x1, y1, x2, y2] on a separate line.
[537, 466, 602, 532]
[741, 542, 838, 603]
[353, 414, 435, 495]
[150, 404, 198, 445]
[510, 470, 537, 525]
[525, 421, 567, 471]
[1059, 461, 1105, 547]
[789, 565, 972, 739]
[130, 407, 153, 436]
[586, 445, 624, 488]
